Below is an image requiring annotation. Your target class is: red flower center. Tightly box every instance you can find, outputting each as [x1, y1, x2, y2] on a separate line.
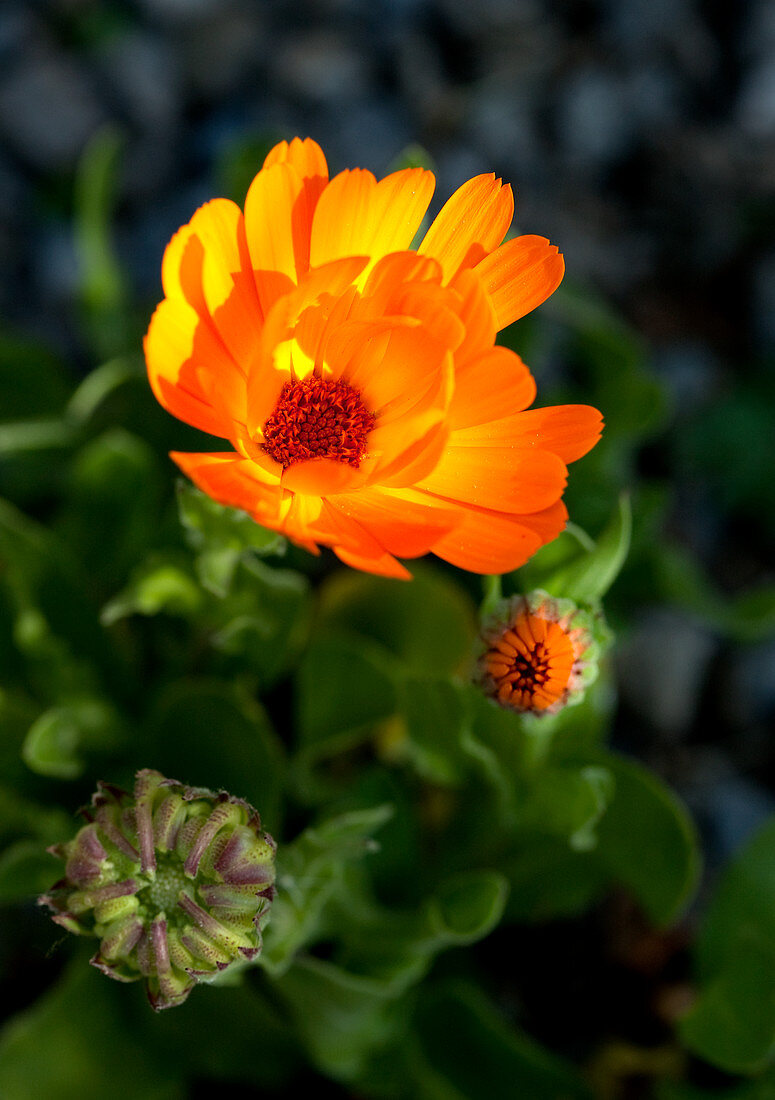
[483, 612, 576, 711]
[261, 376, 376, 469]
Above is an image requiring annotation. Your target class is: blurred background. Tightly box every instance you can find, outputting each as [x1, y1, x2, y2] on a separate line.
[2, 0, 774, 856]
[1, 1, 775, 1095]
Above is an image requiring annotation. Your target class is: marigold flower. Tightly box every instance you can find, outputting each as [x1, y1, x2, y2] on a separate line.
[145, 137, 602, 579]
[39, 770, 276, 1010]
[477, 591, 603, 714]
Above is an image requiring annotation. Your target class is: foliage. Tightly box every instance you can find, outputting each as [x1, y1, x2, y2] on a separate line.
[0, 132, 773, 1100]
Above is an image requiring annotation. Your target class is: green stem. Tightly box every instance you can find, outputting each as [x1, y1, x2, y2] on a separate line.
[480, 574, 503, 617]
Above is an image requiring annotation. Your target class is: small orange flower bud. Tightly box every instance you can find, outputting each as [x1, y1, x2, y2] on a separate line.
[477, 591, 603, 715]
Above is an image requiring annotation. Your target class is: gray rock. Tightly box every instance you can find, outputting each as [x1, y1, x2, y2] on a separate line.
[738, 58, 775, 138]
[136, 0, 225, 22]
[270, 31, 371, 105]
[179, 9, 266, 98]
[333, 101, 411, 176]
[651, 341, 721, 410]
[753, 251, 775, 353]
[556, 67, 633, 171]
[616, 608, 718, 739]
[0, 47, 106, 170]
[97, 30, 181, 131]
[466, 81, 540, 176]
[433, 0, 544, 37]
[741, 0, 775, 62]
[625, 63, 683, 132]
[33, 225, 80, 307]
[723, 638, 775, 729]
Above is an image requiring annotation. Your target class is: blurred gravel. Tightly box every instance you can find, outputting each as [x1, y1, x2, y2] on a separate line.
[0, 0, 769, 350]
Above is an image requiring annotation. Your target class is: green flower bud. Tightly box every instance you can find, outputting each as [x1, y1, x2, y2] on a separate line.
[39, 769, 276, 1010]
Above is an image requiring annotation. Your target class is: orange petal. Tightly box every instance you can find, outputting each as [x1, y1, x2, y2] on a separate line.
[473, 235, 565, 330]
[171, 451, 283, 521]
[418, 445, 567, 514]
[263, 137, 329, 181]
[418, 174, 513, 283]
[357, 327, 451, 421]
[246, 257, 369, 435]
[244, 161, 315, 311]
[145, 298, 241, 438]
[280, 456, 373, 497]
[519, 498, 568, 542]
[452, 404, 603, 463]
[448, 268, 498, 365]
[317, 500, 412, 579]
[333, 542, 412, 580]
[188, 199, 264, 366]
[361, 251, 443, 309]
[378, 418, 450, 489]
[162, 221, 197, 304]
[310, 167, 435, 270]
[448, 346, 536, 430]
[430, 505, 545, 574]
[437, 497, 566, 573]
[330, 486, 458, 557]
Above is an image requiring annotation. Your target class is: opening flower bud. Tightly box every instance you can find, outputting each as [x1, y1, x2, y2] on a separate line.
[476, 591, 607, 715]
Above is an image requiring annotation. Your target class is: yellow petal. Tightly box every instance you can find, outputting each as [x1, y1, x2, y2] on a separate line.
[418, 174, 513, 283]
[310, 167, 435, 270]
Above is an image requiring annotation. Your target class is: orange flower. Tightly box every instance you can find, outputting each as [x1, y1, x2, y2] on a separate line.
[477, 592, 600, 714]
[145, 137, 602, 579]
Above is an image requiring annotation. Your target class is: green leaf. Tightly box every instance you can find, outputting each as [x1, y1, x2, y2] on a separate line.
[501, 838, 607, 922]
[522, 764, 616, 852]
[591, 752, 700, 926]
[0, 955, 183, 1100]
[273, 956, 401, 1081]
[0, 840, 58, 904]
[523, 494, 631, 604]
[414, 981, 593, 1100]
[323, 869, 508, 998]
[0, 786, 72, 846]
[56, 428, 164, 591]
[22, 698, 120, 780]
[144, 681, 285, 832]
[74, 125, 131, 360]
[138, 980, 300, 1090]
[679, 817, 775, 1073]
[211, 557, 311, 688]
[656, 1073, 775, 1100]
[551, 281, 670, 443]
[177, 481, 285, 596]
[654, 543, 775, 643]
[388, 143, 436, 173]
[263, 805, 394, 976]
[399, 677, 470, 785]
[680, 929, 775, 1075]
[425, 871, 508, 945]
[66, 357, 145, 426]
[0, 420, 77, 457]
[317, 566, 476, 676]
[295, 634, 396, 762]
[100, 556, 203, 625]
[0, 331, 71, 422]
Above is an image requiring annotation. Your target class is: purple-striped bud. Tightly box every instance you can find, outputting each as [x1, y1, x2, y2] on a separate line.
[39, 770, 276, 1010]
